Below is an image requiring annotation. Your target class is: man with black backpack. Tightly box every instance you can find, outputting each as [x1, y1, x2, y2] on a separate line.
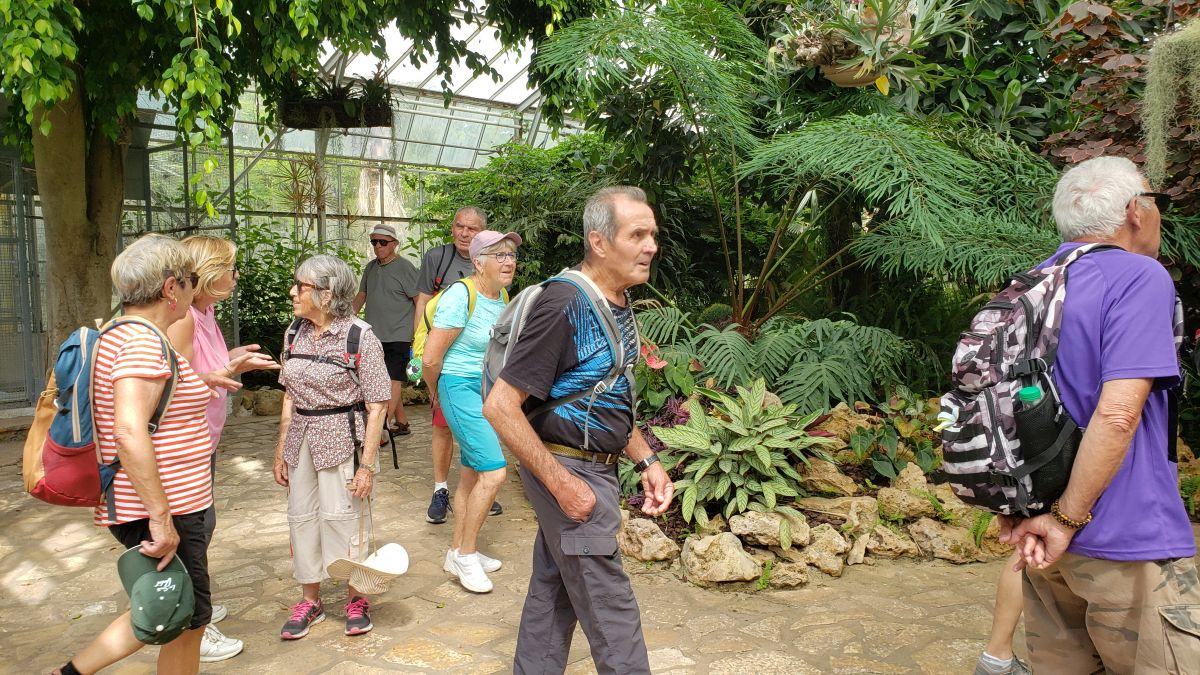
[414, 206, 500, 523]
[995, 157, 1200, 672]
[483, 186, 673, 675]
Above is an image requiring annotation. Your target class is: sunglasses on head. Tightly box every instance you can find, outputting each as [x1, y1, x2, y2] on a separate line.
[371, 238, 394, 247]
[1138, 191, 1172, 212]
[164, 269, 199, 288]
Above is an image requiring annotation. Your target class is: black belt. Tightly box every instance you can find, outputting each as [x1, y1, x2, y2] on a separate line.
[292, 402, 398, 469]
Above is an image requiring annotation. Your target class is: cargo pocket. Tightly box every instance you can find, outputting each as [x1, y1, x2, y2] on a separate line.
[1160, 605, 1200, 674]
[561, 535, 618, 557]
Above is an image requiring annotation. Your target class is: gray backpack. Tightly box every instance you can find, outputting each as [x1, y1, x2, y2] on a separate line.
[940, 243, 1184, 516]
[481, 269, 640, 451]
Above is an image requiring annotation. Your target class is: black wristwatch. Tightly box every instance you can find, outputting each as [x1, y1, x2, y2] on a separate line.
[633, 453, 660, 473]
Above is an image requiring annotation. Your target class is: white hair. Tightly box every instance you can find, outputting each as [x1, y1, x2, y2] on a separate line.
[295, 255, 357, 318]
[112, 233, 193, 306]
[1052, 156, 1146, 241]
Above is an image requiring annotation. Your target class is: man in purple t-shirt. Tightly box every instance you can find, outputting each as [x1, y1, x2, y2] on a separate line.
[1004, 156, 1200, 673]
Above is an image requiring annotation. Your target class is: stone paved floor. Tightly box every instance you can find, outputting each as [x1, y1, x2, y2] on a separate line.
[1, 409, 1026, 674]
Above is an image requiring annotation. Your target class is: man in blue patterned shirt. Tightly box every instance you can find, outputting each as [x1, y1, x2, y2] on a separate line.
[485, 186, 674, 675]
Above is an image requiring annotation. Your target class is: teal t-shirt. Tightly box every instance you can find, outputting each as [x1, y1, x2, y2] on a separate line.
[432, 281, 506, 377]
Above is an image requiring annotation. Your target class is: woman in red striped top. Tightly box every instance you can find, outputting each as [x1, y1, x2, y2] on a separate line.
[55, 234, 215, 675]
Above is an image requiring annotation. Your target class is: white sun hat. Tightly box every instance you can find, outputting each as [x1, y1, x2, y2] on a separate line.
[327, 542, 410, 595]
[325, 496, 408, 595]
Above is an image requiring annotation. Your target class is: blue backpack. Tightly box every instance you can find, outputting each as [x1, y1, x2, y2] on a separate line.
[23, 316, 177, 521]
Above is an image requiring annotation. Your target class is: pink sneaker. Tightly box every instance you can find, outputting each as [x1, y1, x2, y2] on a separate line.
[280, 598, 324, 640]
[345, 596, 373, 636]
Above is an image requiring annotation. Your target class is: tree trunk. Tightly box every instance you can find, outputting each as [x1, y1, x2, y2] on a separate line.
[31, 87, 126, 353]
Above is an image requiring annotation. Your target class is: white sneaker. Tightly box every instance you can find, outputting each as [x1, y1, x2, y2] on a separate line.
[450, 553, 493, 593]
[210, 603, 228, 623]
[445, 548, 502, 573]
[200, 624, 244, 663]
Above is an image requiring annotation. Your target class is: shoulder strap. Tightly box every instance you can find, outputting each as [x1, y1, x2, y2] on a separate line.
[344, 322, 363, 386]
[1054, 243, 1122, 267]
[433, 244, 454, 293]
[462, 278, 477, 321]
[282, 318, 304, 360]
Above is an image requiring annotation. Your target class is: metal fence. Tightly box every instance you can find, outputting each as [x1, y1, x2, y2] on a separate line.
[0, 153, 44, 407]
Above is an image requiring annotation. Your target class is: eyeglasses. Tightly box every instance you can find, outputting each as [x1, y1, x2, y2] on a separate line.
[164, 269, 200, 288]
[480, 252, 518, 262]
[1138, 191, 1172, 212]
[370, 238, 395, 247]
[292, 278, 327, 292]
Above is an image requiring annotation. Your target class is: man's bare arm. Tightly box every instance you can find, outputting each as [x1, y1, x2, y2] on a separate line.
[483, 378, 596, 521]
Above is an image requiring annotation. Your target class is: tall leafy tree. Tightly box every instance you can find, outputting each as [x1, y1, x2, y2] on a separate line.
[0, 0, 595, 346]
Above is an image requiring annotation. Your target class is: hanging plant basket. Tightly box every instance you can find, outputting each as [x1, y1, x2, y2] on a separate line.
[279, 99, 392, 129]
[820, 63, 880, 88]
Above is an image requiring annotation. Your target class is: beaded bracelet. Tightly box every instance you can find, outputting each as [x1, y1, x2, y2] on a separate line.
[1051, 499, 1092, 530]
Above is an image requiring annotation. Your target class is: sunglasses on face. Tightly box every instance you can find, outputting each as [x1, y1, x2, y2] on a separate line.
[292, 278, 327, 292]
[1138, 192, 1172, 212]
[370, 239, 395, 247]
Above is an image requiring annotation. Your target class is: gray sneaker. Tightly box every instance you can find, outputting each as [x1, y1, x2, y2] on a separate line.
[974, 654, 1031, 675]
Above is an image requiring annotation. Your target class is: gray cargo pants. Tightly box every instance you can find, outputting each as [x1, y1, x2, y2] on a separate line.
[513, 456, 650, 675]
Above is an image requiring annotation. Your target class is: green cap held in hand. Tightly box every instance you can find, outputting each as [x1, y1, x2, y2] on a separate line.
[117, 546, 195, 645]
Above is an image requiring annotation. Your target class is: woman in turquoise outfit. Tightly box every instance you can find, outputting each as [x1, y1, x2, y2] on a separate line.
[422, 229, 520, 593]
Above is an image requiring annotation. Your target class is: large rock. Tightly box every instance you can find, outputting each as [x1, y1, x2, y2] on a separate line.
[768, 562, 809, 588]
[729, 511, 810, 549]
[619, 515, 680, 562]
[802, 523, 851, 577]
[893, 463, 929, 492]
[907, 517, 987, 563]
[795, 495, 878, 533]
[681, 533, 762, 585]
[814, 402, 880, 443]
[800, 458, 859, 497]
[877, 487, 937, 521]
[866, 524, 920, 559]
[252, 388, 285, 417]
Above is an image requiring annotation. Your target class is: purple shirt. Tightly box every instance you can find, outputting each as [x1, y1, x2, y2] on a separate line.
[1046, 243, 1194, 560]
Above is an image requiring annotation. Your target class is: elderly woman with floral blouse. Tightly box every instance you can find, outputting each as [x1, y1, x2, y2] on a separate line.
[272, 255, 391, 640]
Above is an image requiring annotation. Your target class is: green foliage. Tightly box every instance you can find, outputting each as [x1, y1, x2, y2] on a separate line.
[651, 380, 835, 534]
[1181, 474, 1200, 519]
[913, 488, 954, 523]
[756, 560, 773, 590]
[969, 511, 994, 547]
[639, 307, 923, 412]
[697, 303, 733, 326]
[219, 218, 361, 382]
[847, 387, 942, 479]
[635, 344, 698, 414]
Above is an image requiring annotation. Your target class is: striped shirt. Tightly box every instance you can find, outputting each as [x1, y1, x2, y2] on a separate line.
[92, 322, 214, 526]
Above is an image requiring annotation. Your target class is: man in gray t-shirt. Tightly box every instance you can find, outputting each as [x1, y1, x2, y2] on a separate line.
[353, 224, 419, 433]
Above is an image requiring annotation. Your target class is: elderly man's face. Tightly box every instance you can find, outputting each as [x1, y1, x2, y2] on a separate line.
[370, 235, 398, 261]
[600, 198, 659, 288]
[453, 213, 484, 256]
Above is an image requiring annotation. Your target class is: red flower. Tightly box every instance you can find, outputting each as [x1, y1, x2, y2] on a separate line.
[641, 343, 667, 370]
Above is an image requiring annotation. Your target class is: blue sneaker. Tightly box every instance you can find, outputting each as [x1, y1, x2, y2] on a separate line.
[427, 488, 451, 524]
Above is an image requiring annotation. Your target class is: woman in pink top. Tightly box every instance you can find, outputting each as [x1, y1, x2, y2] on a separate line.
[167, 235, 277, 664]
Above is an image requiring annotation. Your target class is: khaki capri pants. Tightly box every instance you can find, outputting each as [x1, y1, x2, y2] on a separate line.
[287, 436, 374, 584]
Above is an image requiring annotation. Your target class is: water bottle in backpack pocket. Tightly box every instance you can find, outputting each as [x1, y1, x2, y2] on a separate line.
[1013, 383, 1079, 506]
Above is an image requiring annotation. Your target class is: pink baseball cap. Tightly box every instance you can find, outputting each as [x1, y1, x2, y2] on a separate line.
[469, 230, 523, 259]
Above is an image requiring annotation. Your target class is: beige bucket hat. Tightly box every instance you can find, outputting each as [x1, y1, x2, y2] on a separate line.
[327, 542, 410, 595]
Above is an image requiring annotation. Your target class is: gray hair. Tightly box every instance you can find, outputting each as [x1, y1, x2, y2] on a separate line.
[455, 206, 488, 227]
[112, 233, 194, 306]
[1052, 156, 1146, 241]
[582, 186, 648, 257]
[296, 255, 357, 318]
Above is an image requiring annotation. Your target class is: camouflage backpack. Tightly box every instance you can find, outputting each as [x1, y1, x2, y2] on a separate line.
[938, 243, 1183, 516]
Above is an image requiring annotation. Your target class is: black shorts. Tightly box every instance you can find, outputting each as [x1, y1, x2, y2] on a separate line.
[381, 341, 411, 382]
[109, 507, 215, 628]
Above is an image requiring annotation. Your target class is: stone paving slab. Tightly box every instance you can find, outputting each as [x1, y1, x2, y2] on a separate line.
[1, 411, 1028, 673]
